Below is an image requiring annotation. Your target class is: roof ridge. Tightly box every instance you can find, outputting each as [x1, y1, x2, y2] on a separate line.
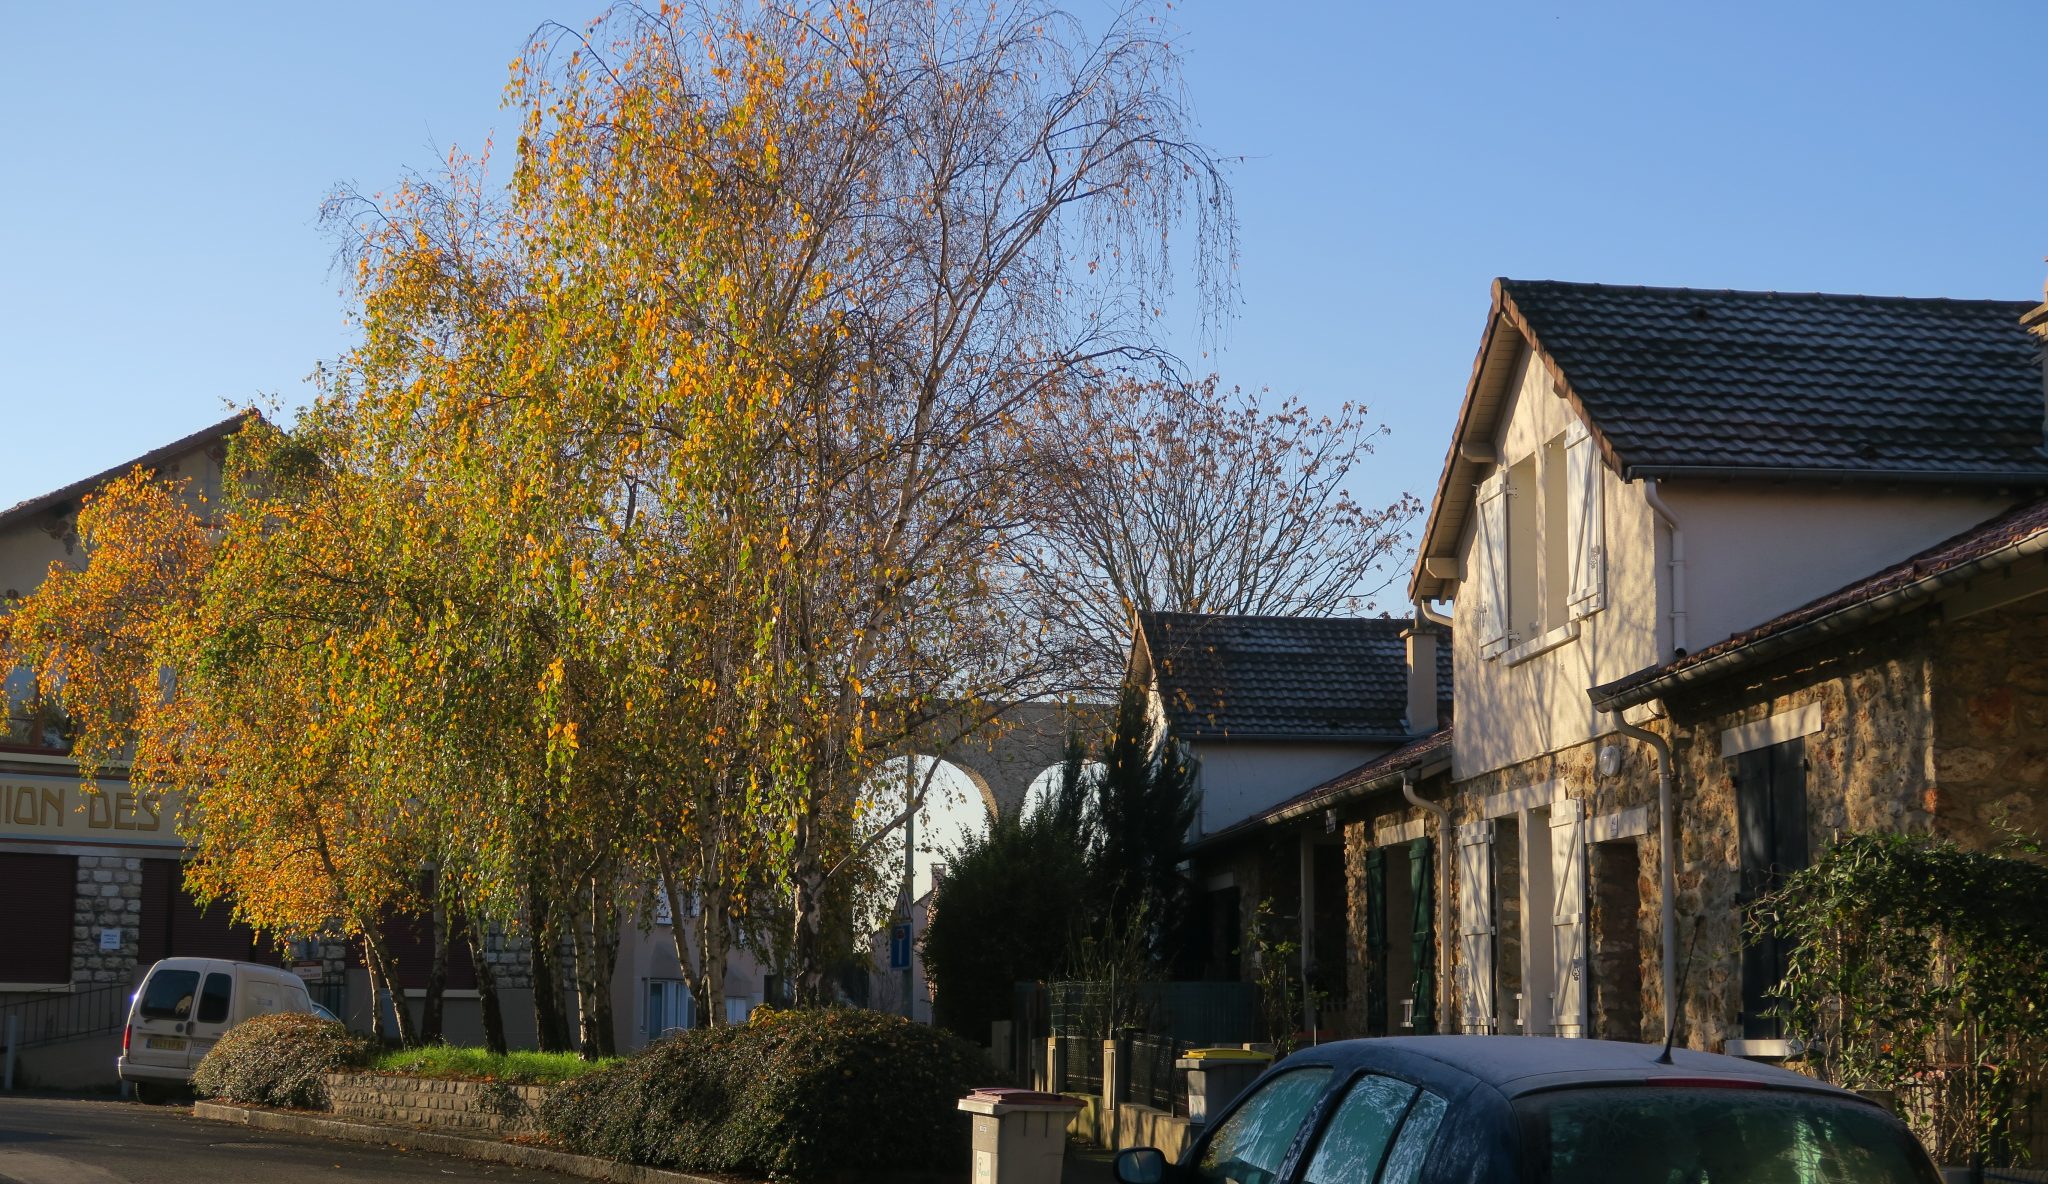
[0, 410, 260, 530]
[1500, 276, 2038, 311]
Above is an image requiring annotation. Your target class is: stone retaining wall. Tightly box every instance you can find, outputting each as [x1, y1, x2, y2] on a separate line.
[322, 1072, 550, 1136]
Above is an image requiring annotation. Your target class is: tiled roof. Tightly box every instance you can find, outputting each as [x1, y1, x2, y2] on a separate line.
[1137, 612, 1450, 742]
[0, 411, 256, 533]
[1505, 280, 2048, 478]
[1189, 728, 1451, 851]
[1590, 495, 2048, 711]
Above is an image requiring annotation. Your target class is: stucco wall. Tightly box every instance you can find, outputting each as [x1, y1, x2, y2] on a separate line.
[1191, 740, 1388, 836]
[1659, 483, 2014, 653]
[1451, 347, 1664, 780]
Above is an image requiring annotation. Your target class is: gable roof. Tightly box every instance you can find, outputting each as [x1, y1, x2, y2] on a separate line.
[1187, 727, 1451, 852]
[0, 411, 257, 534]
[1412, 280, 2048, 601]
[1134, 612, 1450, 743]
[1589, 494, 2048, 712]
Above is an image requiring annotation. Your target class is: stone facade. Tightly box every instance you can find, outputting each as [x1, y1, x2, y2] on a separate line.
[1931, 595, 2048, 845]
[71, 855, 143, 984]
[322, 1072, 549, 1137]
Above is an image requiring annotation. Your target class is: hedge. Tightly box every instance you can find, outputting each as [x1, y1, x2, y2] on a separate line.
[191, 1012, 376, 1108]
[540, 1008, 991, 1181]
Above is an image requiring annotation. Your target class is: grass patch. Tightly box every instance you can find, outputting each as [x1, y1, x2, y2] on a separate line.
[370, 1046, 616, 1085]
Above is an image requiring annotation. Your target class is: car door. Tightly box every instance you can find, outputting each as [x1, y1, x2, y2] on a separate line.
[1187, 1065, 1336, 1184]
[1297, 1073, 1451, 1184]
[184, 964, 237, 1070]
[128, 962, 202, 1072]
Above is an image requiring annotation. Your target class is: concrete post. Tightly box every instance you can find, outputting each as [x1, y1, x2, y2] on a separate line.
[1100, 1038, 1121, 1149]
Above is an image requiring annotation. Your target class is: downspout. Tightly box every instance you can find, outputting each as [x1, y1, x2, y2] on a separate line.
[1640, 480, 1688, 657]
[1607, 708, 1680, 1051]
[1402, 772, 1455, 1035]
[1415, 599, 1454, 630]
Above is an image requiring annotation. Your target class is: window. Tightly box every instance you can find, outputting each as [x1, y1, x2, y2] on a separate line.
[647, 979, 693, 1041]
[1517, 1087, 1938, 1184]
[196, 972, 234, 1024]
[139, 968, 201, 1021]
[1195, 1067, 1334, 1184]
[1302, 1075, 1425, 1184]
[1737, 738, 1809, 1039]
[1472, 421, 1605, 659]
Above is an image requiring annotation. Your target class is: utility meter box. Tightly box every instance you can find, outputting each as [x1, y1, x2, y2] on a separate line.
[1176, 1048, 1273, 1125]
[958, 1087, 1082, 1184]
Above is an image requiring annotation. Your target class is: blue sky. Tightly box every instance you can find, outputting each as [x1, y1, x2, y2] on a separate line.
[4, 2, 2044, 532]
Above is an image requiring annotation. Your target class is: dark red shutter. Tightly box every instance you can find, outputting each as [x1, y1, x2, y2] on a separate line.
[139, 858, 177, 965]
[0, 853, 77, 983]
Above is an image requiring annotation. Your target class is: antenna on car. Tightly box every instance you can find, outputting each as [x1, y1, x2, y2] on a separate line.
[1654, 917, 1705, 1066]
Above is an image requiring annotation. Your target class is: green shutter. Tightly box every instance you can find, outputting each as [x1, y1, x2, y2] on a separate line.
[1409, 836, 1436, 1035]
[1364, 848, 1387, 1037]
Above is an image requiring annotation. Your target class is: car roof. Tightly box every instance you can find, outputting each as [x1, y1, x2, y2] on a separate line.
[1282, 1037, 1854, 1101]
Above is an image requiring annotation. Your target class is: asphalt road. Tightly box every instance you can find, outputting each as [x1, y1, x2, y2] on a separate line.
[0, 1095, 588, 1184]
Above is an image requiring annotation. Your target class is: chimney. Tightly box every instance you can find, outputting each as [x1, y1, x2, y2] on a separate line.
[1403, 624, 1439, 735]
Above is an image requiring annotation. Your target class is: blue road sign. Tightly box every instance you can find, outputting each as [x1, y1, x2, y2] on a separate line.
[889, 922, 913, 970]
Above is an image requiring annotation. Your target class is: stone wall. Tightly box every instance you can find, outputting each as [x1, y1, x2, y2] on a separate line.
[323, 1072, 549, 1137]
[1931, 595, 2048, 845]
[72, 854, 142, 984]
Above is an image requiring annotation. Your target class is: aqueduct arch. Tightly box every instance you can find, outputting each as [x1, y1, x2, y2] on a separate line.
[909, 699, 1114, 822]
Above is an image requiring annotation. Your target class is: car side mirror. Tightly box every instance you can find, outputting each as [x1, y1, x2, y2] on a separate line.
[1114, 1147, 1167, 1183]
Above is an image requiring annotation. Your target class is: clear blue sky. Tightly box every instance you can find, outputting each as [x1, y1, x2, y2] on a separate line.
[5, 2, 2044, 530]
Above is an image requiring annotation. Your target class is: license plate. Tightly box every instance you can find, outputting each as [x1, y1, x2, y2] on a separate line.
[146, 1036, 187, 1051]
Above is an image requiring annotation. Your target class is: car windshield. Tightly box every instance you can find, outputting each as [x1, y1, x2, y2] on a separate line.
[138, 968, 200, 1021]
[1516, 1086, 1939, 1184]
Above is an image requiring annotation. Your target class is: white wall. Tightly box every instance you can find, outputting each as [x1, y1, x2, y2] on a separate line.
[1193, 739, 1389, 835]
[1659, 483, 2016, 652]
[1451, 348, 1663, 780]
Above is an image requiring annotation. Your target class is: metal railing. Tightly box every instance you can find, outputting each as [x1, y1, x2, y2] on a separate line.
[1056, 1034, 1102, 1093]
[1126, 1033, 1189, 1116]
[0, 982, 131, 1051]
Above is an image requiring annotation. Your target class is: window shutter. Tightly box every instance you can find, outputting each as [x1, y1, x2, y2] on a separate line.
[1549, 800, 1589, 1038]
[1407, 836, 1437, 1035]
[1454, 821, 1496, 1033]
[1364, 849, 1388, 1037]
[1565, 421, 1606, 616]
[1475, 472, 1510, 653]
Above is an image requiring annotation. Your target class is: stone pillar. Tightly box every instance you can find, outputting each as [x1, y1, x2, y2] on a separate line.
[72, 855, 143, 985]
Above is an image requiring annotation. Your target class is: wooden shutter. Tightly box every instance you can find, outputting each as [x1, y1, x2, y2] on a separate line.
[1549, 800, 1589, 1038]
[0, 853, 77, 984]
[1455, 821, 1495, 1033]
[1363, 849, 1388, 1037]
[1407, 836, 1437, 1035]
[1475, 472, 1511, 653]
[1565, 420, 1606, 616]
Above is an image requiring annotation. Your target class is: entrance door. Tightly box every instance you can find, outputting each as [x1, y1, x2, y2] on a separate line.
[1736, 737, 1809, 1039]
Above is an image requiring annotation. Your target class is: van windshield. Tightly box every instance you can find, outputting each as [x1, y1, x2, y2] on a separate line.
[1516, 1086, 1939, 1184]
[138, 969, 201, 1021]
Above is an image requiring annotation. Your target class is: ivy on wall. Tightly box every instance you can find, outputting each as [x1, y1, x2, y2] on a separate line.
[1754, 831, 2048, 1166]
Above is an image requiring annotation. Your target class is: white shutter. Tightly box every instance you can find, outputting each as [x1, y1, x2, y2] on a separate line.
[1475, 472, 1510, 654]
[1456, 820, 1496, 1033]
[1565, 421, 1606, 616]
[1549, 800, 1589, 1038]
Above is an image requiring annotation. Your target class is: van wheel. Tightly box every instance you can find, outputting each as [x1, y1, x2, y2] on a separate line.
[131, 1082, 162, 1105]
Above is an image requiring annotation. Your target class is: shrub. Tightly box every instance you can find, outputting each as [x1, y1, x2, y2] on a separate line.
[191, 1012, 375, 1108]
[370, 1046, 611, 1085]
[541, 1008, 991, 1181]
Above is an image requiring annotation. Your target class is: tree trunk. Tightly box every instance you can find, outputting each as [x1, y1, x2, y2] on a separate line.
[465, 920, 508, 1055]
[421, 900, 450, 1045]
[790, 806, 829, 1006]
[360, 924, 419, 1046]
[361, 933, 390, 1045]
[528, 874, 574, 1054]
[700, 879, 732, 1027]
[570, 874, 621, 1059]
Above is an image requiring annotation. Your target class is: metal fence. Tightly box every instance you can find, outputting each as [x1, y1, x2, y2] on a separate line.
[1041, 980, 1259, 1047]
[1125, 1033, 1190, 1116]
[0, 982, 130, 1051]
[1057, 1034, 1102, 1093]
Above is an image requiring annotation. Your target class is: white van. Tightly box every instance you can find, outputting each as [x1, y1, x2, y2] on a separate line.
[118, 957, 317, 1097]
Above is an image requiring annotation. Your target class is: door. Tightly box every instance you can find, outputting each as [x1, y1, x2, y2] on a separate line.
[127, 963, 203, 1074]
[184, 966, 236, 1070]
[1736, 738, 1809, 1039]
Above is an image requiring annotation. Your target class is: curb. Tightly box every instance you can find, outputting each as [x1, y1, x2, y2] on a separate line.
[191, 1100, 727, 1184]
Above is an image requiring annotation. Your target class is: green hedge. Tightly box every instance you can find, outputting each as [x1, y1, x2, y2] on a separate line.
[191, 1012, 375, 1108]
[540, 1008, 991, 1181]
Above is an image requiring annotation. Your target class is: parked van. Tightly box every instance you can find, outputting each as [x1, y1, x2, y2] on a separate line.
[118, 958, 316, 1098]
